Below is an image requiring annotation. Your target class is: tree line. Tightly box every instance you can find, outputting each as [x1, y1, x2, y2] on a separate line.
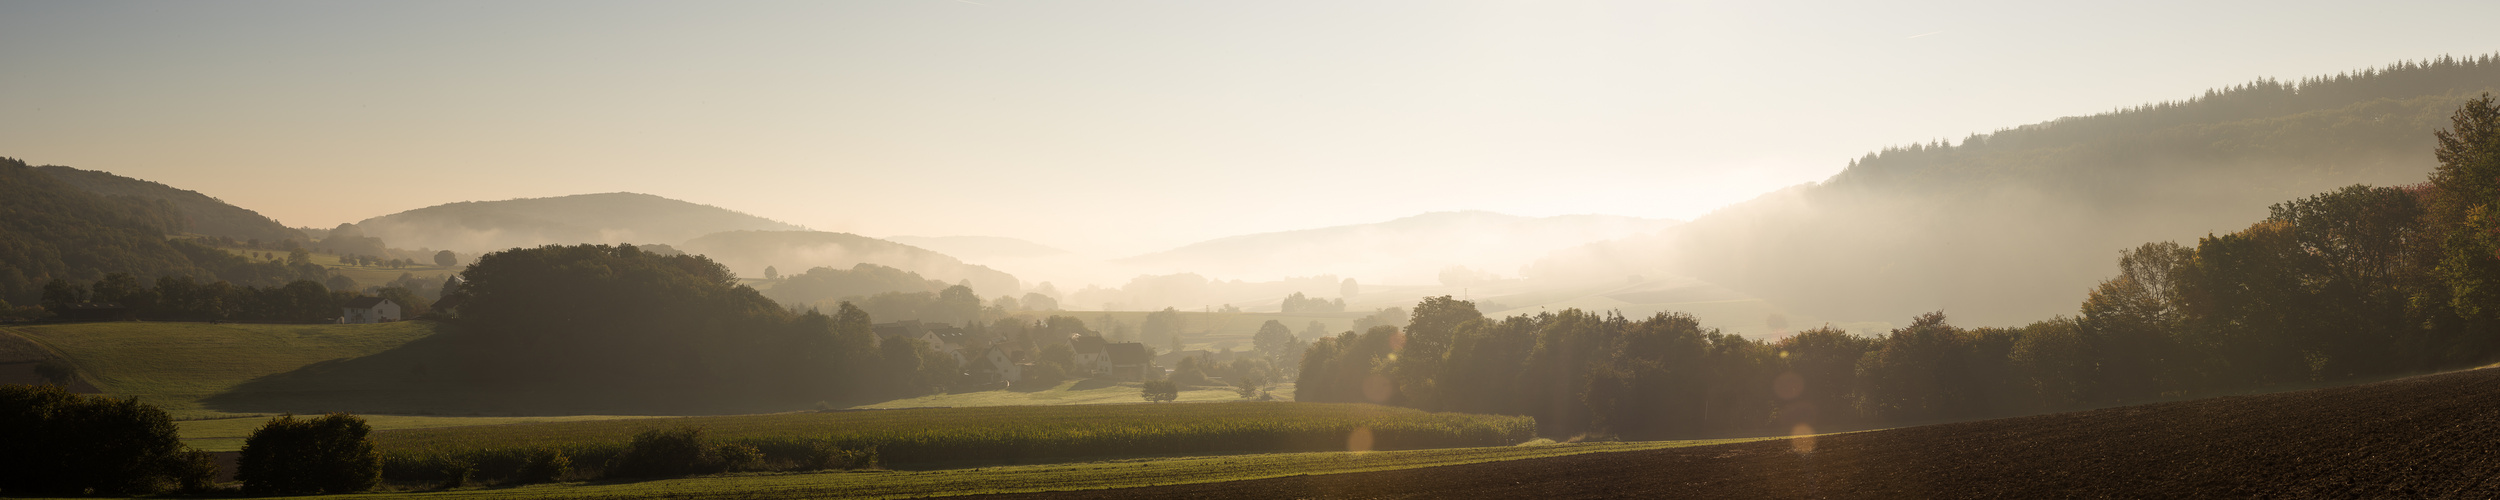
[1301, 95, 2500, 439]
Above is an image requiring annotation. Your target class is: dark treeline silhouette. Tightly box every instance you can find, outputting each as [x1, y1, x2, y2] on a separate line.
[440, 243, 955, 406]
[1305, 95, 2500, 440]
[40, 274, 351, 323]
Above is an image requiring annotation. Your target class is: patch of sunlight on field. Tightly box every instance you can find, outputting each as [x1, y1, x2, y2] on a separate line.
[334, 437, 1779, 500]
[178, 414, 666, 452]
[850, 379, 1256, 409]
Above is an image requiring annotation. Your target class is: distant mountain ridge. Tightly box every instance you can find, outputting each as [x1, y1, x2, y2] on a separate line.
[36, 165, 306, 243]
[1123, 211, 1680, 284]
[1536, 55, 2500, 327]
[353, 192, 804, 253]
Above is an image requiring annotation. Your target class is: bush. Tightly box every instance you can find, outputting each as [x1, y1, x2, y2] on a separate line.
[608, 426, 717, 478]
[434, 457, 474, 489]
[515, 448, 572, 484]
[1142, 380, 1180, 403]
[237, 413, 383, 496]
[0, 384, 204, 496]
[715, 443, 763, 472]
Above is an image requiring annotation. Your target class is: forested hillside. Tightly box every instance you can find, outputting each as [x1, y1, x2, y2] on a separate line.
[1306, 92, 2500, 441]
[0, 158, 332, 306]
[352, 192, 804, 254]
[35, 165, 306, 243]
[1539, 55, 2500, 327]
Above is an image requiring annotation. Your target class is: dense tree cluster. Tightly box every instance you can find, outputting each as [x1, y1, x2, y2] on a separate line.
[1303, 96, 2500, 439]
[39, 273, 355, 323]
[0, 385, 216, 496]
[1280, 292, 1346, 313]
[237, 413, 383, 496]
[444, 244, 952, 406]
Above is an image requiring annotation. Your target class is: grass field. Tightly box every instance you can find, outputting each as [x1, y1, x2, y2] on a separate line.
[2, 321, 441, 418]
[331, 437, 1773, 499]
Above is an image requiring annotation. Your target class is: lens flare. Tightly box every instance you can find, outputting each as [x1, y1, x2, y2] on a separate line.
[1362, 373, 1395, 403]
[1789, 423, 1817, 454]
[1774, 371, 1805, 400]
[1346, 426, 1375, 452]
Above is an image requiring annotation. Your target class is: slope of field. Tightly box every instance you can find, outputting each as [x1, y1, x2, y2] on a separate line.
[1007, 365, 2500, 498]
[2, 321, 441, 418]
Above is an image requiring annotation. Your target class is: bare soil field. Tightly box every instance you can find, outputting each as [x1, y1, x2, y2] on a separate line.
[985, 366, 2500, 499]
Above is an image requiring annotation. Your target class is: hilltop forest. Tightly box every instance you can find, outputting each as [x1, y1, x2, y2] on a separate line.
[1304, 94, 2500, 439]
[0, 158, 334, 309]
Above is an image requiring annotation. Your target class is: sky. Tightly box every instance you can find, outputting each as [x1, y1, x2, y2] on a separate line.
[5, 0, 2496, 257]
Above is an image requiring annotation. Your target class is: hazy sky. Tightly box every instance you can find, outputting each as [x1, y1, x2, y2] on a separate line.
[5, 1, 2495, 256]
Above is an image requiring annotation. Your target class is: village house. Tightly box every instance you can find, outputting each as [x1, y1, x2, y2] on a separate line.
[976, 345, 1022, 386]
[1070, 334, 1109, 375]
[341, 297, 400, 324]
[1106, 342, 1153, 381]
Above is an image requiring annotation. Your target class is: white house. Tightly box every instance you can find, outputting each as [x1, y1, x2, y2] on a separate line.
[980, 345, 1022, 386]
[1070, 334, 1109, 375]
[342, 297, 400, 324]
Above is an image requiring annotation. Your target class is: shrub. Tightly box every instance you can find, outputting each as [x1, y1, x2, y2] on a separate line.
[515, 448, 572, 484]
[823, 445, 879, 470]
[434, 457, 474, 489]
[1142, 380, 1180, 403]
[608, 426, 717, 478]
[0, 384, 204, 496]
[715, 443, 763, 472]
[237, 413, 383, 496]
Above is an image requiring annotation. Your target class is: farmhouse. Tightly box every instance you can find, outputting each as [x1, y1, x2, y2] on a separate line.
[1106, 342, 1153, 381]
[1071, 335, 1109, 375]
[341, 297, 400, 324]
[977, 345, 1022, 386]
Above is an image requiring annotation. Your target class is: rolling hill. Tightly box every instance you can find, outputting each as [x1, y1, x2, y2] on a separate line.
[1534, 55, 2500, 327]
[1123, 211, 1679, 285]
[35, 165, 307, 243]
[351, 192, 805, 254]
[681, 230, 1024, 297]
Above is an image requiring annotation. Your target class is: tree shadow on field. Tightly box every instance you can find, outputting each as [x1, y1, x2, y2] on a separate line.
[1066, 378, 1122, 391]
[201, 330, 804, 417]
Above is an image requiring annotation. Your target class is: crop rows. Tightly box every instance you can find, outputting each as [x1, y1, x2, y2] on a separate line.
[371, 402, 1534, 485]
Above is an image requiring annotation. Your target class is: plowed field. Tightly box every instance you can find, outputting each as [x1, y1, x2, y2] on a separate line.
[984, 367, 2500, 499]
